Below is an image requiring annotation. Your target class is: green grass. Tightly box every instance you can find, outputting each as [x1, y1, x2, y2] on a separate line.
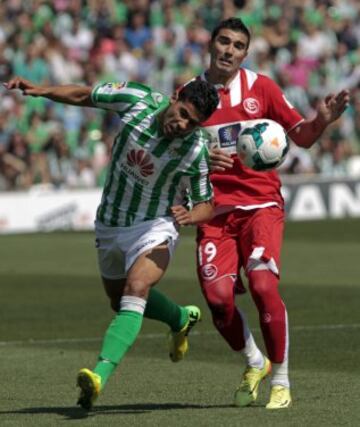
[1, 219, 360, 426]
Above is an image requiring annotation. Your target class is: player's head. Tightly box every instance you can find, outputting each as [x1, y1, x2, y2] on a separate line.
[209, 18, 250, 77]
[162, 80, 218, 138]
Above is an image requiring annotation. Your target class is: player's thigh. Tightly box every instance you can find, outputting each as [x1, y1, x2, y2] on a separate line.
[240, 207, 285, 275]
[95, 223, 127, 280]
[96, 217, 178, 282]
[125, 243, 170, 297]
[196, 221, 240, 289]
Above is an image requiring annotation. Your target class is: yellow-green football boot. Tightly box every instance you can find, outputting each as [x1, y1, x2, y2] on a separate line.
[168, 305, 201, 362]
[77, 368, 101, 410]
[266, 385, 292, 409]
[234, 357, 272, 407]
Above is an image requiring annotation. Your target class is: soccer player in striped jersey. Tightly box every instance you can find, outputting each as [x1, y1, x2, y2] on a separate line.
[6, 76, 219, 409]
[192, 18, 349, 409]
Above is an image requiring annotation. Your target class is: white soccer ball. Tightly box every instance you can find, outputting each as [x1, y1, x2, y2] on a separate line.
[236, 119, 289, 171]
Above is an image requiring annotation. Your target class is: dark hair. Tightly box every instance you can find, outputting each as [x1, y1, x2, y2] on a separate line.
[177, 80, 219, 120]
[211, 17, 251, 48]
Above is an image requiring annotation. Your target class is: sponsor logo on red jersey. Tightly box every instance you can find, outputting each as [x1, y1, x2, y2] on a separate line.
[218, 123, 242, 148]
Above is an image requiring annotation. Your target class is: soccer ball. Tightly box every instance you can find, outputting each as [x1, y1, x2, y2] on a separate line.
[236, 119, 289, 171]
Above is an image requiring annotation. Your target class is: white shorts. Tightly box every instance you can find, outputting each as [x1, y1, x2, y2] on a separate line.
[95, 217, 179, 280]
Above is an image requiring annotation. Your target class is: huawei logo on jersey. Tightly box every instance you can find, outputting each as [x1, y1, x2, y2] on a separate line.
[127, 149, 154, 177]
[243, 97, 260, 115]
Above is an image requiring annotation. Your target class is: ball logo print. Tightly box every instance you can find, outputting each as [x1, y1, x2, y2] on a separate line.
[126, 149, 154, 177]
[236, 119, 289, 171]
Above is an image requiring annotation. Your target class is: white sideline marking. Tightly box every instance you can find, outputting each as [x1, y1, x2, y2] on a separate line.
[0, 324, 360, 347]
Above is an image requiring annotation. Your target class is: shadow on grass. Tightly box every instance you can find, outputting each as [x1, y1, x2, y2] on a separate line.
[0, 402, 239, 420]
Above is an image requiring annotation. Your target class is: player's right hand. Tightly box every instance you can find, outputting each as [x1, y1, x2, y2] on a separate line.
[170, 205, 193, 226]
[4, 77, 42, 96]
[210, 148, 234, 172]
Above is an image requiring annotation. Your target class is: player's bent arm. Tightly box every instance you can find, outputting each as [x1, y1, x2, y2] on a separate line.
[289, 89, 350, 149]
[190, 200, 214, 224]
[6, 76, 94, 107]
[288, 115, 328, 149]
[170, 201, 214, 226]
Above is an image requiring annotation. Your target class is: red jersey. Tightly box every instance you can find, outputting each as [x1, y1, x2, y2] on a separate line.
[199, 68, 304, 214]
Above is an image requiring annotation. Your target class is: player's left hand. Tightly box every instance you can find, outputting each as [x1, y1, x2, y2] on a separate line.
[170, 205, 193, 226]
[317, 89, 350, 124]
[4, 76, 44, 96]
[210, 148, 234, 172]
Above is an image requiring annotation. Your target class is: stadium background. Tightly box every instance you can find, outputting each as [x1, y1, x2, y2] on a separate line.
[0, 0, 359, 191]
[1, 1, 360, 426]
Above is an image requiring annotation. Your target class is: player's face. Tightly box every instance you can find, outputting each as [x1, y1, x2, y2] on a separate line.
[209, 28, 249, 76]
[162, 99, 204, 138]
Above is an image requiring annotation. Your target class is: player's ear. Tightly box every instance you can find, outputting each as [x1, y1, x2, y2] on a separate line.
[170, 91, 179, 104]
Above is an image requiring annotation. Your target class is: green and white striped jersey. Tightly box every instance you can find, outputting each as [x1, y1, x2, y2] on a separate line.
[91, 81, 213, 227]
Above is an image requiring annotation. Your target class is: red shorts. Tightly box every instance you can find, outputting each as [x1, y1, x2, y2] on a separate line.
[196, 206, 284, 285]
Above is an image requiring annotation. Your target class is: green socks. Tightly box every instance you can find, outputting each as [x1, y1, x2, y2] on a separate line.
[93, 291, 188, 388]
[94, 296, 146, 387]
[144, 288, 188, 332]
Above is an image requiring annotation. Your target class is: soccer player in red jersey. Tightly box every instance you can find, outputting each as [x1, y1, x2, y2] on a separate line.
[195, 18, 349, 409]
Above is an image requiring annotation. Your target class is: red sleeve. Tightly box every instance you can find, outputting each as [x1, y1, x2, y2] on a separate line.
[257, 75, 304, 133]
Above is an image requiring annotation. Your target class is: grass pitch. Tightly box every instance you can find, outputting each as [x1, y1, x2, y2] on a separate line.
[1, 219, 360, 426]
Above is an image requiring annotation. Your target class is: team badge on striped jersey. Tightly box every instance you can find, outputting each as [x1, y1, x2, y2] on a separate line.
[127, 149, 154, 177]
[102, 82, 126, 93]
[218, 123, 241, 148]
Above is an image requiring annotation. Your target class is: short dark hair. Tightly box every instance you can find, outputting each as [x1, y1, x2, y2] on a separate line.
[211, 17, 251, 48]
[177, 80, 219, 120]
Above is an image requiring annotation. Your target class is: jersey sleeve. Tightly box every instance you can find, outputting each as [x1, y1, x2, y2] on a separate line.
[91, 81, 151, 115]
[188, 136, 213, 203]
[260, 76, 304, 133]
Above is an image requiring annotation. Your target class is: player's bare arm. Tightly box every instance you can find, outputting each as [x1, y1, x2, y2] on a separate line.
[171, 201, 214, 226]
[209, 148, 234, 172]
[289, 89, 350, 148]
[5, 76, 94, 107]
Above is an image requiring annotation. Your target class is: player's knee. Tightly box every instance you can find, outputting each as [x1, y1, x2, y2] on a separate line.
[209, 301, 232, 320]
[124, 279, 149, 299]
[248, 270, 279, 302]
[110, 298, 120, 312]
[203, 279, 235, 325]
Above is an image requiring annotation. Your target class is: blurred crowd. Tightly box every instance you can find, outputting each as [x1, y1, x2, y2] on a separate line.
[0, 0, 359, 191]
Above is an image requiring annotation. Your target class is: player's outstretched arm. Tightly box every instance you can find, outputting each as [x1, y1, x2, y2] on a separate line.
[171, 201, 214, 226]
[5, 76, 94, 107]
[289, 89, 350, 149]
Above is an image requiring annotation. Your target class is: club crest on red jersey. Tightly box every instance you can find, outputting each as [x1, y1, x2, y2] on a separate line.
[218, 123, 241, 148]
[243, 97, 260, 115]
